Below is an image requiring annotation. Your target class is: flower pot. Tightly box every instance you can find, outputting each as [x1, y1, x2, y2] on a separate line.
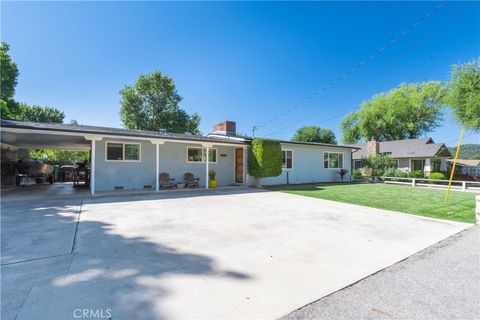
[208, 180, 217, 189]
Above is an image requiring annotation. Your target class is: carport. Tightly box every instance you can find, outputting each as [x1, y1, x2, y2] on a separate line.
[1, 121, 94, 194]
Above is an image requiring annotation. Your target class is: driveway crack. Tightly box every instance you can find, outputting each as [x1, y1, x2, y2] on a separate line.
[70, 196, 84, 254]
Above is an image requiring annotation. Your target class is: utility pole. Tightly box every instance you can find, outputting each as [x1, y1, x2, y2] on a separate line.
[251, 125, 257, 138]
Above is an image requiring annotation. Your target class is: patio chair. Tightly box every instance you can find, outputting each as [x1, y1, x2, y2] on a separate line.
[159, 172, 176, 189]
[183, 172, 200, 188]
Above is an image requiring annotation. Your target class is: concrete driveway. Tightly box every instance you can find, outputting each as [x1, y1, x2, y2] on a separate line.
[1, 188, 470, 320]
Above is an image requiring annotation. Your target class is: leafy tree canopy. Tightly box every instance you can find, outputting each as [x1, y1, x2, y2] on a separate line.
[341, 82, 446, 144]
[446, 58, 480, 131]
[120, 71, 201, 135]
[0, 42, 18, 102]
[292, 126, 337, 144]
[1, 43, 65, 123]
[15, 148, 89, 165]
[18, 103, 64, 123]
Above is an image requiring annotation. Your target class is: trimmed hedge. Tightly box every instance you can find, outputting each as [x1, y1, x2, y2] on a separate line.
[409, 170, 424, 178]
[248, 139, 282, 178]
[428, 172, 445, 180]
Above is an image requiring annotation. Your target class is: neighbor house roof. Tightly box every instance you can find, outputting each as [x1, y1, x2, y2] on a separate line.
[349, 138, 452, 160]
[0, 120, 247, 145]
[447, 159, 480, 167]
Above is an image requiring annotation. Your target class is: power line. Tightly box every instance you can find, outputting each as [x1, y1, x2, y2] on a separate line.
[263, 37, 478, 138]
[261, 4, 475, 138]
[254, 0, 447, 131]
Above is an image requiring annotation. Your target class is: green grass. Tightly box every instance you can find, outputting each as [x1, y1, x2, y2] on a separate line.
[269, 183, 476, 223]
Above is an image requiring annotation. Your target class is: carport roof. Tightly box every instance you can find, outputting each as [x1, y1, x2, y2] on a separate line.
[1, 120, 248, 146]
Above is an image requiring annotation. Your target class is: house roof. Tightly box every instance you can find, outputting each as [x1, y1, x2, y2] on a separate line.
[2, 119, 359, 150]
[207, 133, 358, 150]
[348, 138, 452, 159]
[447, 159, 480, 167]
[273, 139, 359, 150]
[0, 120, 247, 146]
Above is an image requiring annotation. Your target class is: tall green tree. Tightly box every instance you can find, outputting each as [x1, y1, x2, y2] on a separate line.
[292, 126, 337, 144]
[0, 42, 21, 119]
[341, 82, 446, 143]
[446, 58, 480, 131]
[18, 103, 64, 123]
[0, 42, 18, 101]
[120, 71, 201, 135]
[1, 42, 64, 123]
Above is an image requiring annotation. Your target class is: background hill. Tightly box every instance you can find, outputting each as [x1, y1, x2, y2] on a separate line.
[448, 144, 480, 160]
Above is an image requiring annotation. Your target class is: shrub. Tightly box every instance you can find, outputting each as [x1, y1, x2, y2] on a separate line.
[373, 168, 384, 177]
[428, 172, 445, 181]
[352, 169, 362, 178]
[208, 169, 216, 180]
[383, 167, 396, 177]
[247, 139, 282, 178]
[409, 170, 424, 178]
[394, 170, 409, 178]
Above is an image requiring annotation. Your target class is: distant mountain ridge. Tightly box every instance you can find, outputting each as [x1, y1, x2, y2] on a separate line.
[448, 144, 480, 160]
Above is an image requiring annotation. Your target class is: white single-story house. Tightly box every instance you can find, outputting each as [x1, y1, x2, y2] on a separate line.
[1, 120, 357, 194]
[349, 138, 452, 175]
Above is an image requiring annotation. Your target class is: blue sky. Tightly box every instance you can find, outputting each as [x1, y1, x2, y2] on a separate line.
[2, 1, 479, 146]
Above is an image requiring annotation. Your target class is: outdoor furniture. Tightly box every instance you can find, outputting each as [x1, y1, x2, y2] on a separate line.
[73, 163, 90, 187]
[183, 172, 200, 188]
[159, 172, 176, 189]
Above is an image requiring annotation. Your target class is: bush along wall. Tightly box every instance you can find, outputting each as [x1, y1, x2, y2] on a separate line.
[248, 139, 282, 182]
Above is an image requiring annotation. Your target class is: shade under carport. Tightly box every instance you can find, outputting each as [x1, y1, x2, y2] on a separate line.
[1, 130, 90, 150]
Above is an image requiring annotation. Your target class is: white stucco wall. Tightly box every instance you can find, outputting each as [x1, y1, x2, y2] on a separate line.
[158, 143, 237, 187]
[93, 138, 240, 191]
[94, 138, 156, 191]
[258, 143, 353, 185]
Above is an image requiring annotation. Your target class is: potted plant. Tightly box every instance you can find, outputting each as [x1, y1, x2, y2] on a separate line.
[337, 169, 348, 182]
[208, 169, 217, 189]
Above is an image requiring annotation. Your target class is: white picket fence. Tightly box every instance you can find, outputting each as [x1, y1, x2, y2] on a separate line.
[355, 176, 480, 193]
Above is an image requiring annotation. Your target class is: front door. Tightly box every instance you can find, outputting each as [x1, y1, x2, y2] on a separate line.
[235, 148, 244, 183]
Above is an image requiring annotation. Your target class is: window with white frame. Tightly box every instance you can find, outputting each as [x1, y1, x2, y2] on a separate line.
[106, 142, 140, 161]
[354, 159, 363, 169]
[393, 159, 399, 169]
[186, 147, 217, 163]
[324, 152, 343, 169]
[187, 147, 203, 162]
[282, 150, 293, 169]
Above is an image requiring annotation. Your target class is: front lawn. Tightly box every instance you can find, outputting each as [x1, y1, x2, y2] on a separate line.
[270, 183, 476, 223]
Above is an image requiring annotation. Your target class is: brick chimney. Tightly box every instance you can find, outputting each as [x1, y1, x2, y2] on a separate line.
[366, 138, 379, 156]
[213, 121, 236, 136]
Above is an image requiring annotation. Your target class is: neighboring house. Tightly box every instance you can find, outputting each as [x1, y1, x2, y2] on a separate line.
[447, 159, 480, 178]
[349, 138, 452, 175]
[1, 120, 356, 194]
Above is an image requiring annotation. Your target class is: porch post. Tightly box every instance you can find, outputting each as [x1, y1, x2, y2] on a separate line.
[424, 158, 431, 176]
[205, 146, 209, 189]
[90, 140, 96, 195]
[155, 143, 159, 192]
[243, 146, 247, 185]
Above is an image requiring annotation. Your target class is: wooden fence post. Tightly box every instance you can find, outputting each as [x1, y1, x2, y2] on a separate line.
[476, 195, 480, 225]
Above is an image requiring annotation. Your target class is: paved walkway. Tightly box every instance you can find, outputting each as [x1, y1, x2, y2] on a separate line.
[1, 189, 472, 319]
[283, 226, 480, 320]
